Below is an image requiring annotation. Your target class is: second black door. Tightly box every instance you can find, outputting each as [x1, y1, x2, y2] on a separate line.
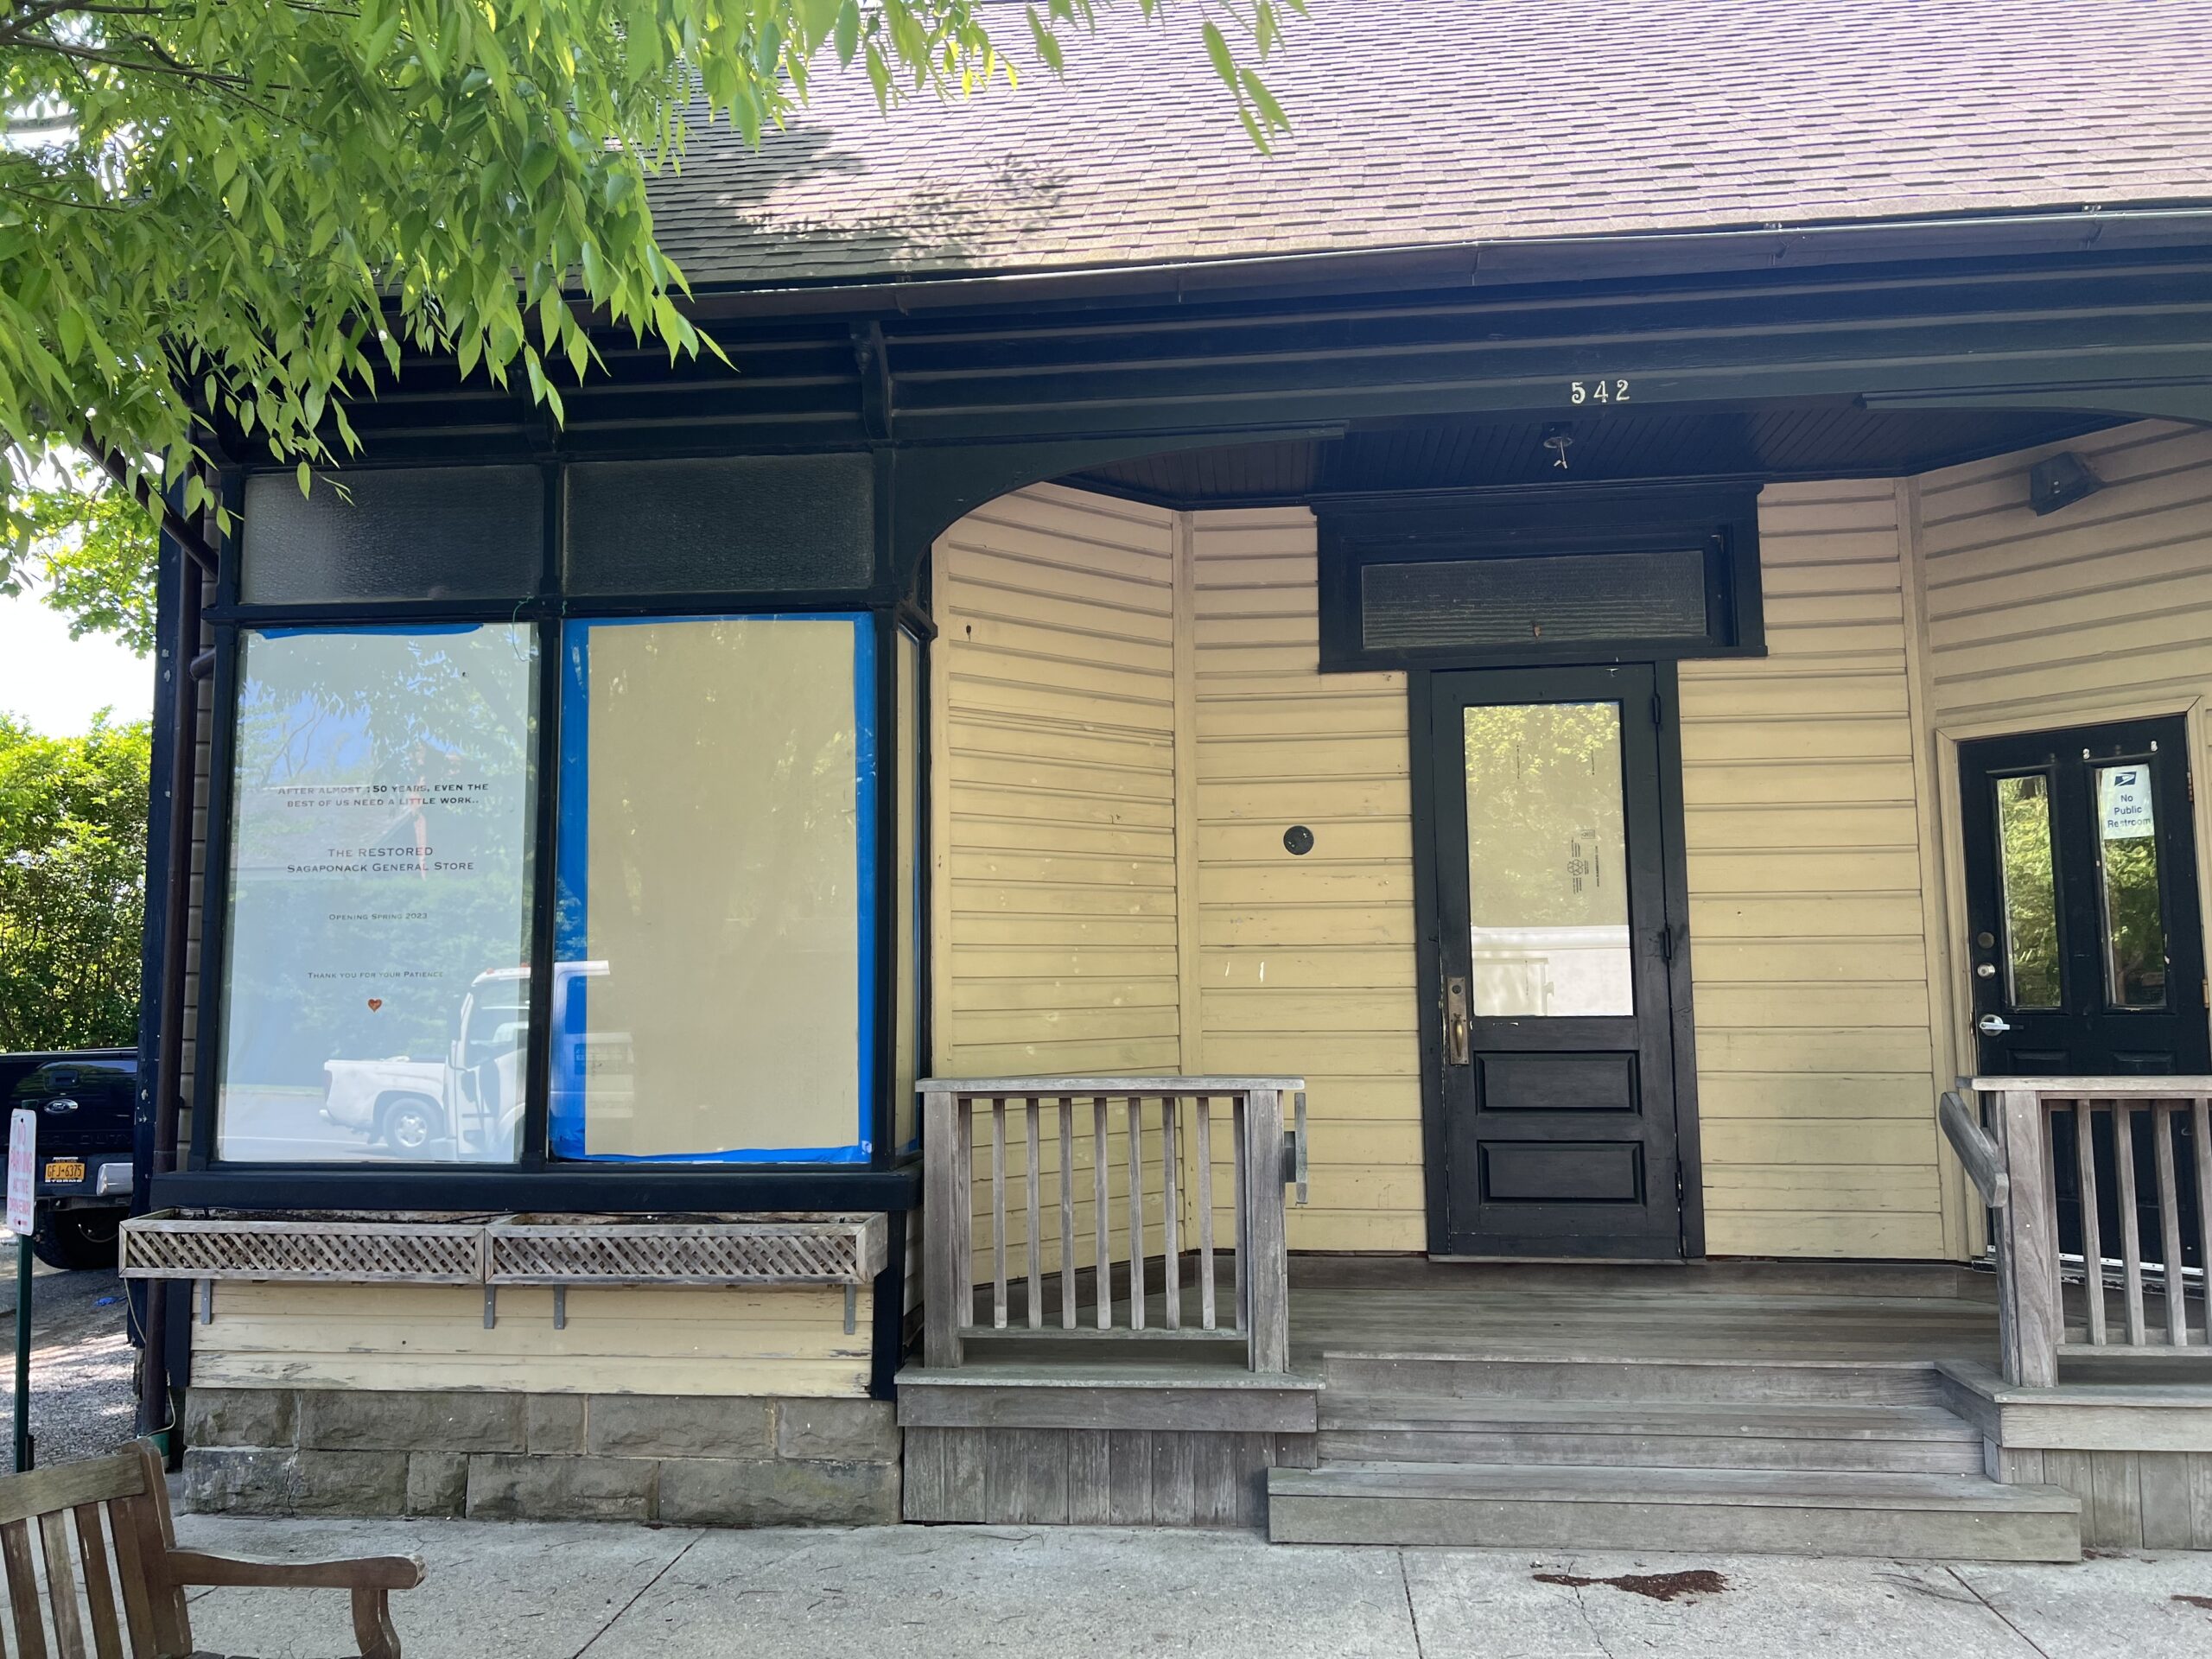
[1426, 664, 1684, 1258]
[1960, 715, 2209, 1077]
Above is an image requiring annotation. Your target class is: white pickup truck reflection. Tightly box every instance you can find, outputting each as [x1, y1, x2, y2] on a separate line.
[321, 960, 620, 1160]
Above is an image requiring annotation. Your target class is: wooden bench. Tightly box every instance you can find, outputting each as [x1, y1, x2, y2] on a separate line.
[0, 1439, 424, 1657]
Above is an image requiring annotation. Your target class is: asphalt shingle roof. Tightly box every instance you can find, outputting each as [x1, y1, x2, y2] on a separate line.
[645, 0, 2212, 291]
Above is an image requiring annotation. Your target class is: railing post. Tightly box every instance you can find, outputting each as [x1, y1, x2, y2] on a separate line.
[1993, 1088, 2061, 1389]
[920, 1087, 964, 1369]
[1241, 1086, 1290, 1375]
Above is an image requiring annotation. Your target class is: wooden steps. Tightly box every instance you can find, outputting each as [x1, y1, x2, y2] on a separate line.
[1319, 1395, 1986, 1474]
[1268, 1462, 2084, 1560]
[1266, 1351, 2082, 1560]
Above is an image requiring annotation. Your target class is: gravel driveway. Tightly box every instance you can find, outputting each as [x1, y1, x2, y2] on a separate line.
[0, 1257, 140, 1469]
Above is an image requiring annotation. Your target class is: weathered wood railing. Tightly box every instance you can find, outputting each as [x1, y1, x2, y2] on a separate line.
[918, 1077, 1303, 1375]
[1953, 1078, 2212, 1387]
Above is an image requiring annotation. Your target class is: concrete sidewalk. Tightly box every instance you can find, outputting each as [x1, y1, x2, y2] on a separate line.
[170, 1515, 2212, 1658]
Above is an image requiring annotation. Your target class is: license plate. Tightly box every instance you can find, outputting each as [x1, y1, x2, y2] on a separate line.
[42, 1160, 84, 1184]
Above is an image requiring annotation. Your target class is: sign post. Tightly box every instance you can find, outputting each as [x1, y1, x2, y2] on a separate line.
[8, 1108, 34, 1472]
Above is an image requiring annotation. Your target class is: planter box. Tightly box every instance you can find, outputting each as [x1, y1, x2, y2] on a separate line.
[119, 1211, 491, 1284]
[484, 1213, 888, 1287]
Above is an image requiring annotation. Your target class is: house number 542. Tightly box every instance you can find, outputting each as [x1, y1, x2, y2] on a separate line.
[1569, 379, 1630, 404]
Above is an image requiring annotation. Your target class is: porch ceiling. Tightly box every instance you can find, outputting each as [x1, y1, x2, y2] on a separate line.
[1061, 403, 2115, 509]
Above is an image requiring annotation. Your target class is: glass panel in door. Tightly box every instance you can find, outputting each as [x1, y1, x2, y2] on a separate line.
[1993, 772, 2062, 1010]
[1462, 702, 1632, 1018]
[2094, 761, 2167, 1008]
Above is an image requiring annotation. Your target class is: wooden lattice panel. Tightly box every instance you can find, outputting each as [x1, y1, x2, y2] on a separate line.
[486, 1213, 888, 1286]
[118, 1211, 489, 1283]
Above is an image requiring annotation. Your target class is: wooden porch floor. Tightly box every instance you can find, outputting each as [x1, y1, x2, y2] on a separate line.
[949, 1257, 2008, 1376]
[1282, 1258, 2003, 1368]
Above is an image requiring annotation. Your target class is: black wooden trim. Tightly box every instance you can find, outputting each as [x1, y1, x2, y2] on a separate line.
[133, 524, 182, 1211]
[1316, 484, 1764, 673]
[871, 607, 899, 1166]
[1654, 660, 1706, 1259]
[911, 620, 935, 1155]
[187, 627, 243, 1170]
[150, 1165, 921, 1212]
[868, 1208, 907, 1399]
[521, 460, 564, 1170]
[1407, 668, 1452, 1256]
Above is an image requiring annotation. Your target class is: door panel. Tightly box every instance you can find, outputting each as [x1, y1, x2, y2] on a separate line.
[1959, 715, 2209, 1268]
[1428, 664, 1683, 1258]
[1960, 716, 2208, 1077]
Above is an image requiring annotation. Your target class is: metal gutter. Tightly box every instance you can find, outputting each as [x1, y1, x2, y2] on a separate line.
[671, 204, 2212, 323]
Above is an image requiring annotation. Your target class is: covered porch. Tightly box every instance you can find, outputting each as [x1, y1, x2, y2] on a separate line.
[898, 1085, 2209, 1555]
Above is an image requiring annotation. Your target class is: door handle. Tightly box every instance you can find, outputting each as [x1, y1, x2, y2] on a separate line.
[1444, 976, 1471, 1066]
[1977, 1014, 2012, 1035]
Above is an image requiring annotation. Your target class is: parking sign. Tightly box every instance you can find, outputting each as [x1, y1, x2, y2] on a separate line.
[6, 1110, 34, 1236]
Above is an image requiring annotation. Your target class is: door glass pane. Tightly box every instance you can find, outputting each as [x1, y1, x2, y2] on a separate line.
[1463, 702, 1631, 1017]
[2094, 761, 2166, 1008]
[1993, 773, 2062, 1010]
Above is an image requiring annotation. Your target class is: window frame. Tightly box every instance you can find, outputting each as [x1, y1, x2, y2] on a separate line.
[1316, 484, 1765, 673]
[170, 457, 934, 1214]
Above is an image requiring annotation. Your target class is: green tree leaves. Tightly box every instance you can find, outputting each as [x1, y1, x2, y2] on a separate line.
[0, 1, 1298, 642]
[0, 712, 149, 1050]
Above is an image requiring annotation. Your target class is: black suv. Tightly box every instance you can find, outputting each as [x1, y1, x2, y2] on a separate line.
[0, 1050, 136, 1270]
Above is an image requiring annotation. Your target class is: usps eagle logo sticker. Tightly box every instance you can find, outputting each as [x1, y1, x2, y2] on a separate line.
[2099, 767, 2156, 842]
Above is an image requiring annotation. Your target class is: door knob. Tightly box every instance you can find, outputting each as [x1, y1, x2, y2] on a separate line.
[1444, 975, 1471, 1066]
[1977, 1014, 2012, 1035]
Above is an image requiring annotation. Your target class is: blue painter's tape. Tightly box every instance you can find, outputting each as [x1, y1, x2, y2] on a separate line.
[851, 617, 878, 1161]
[548, 620, 593, 1159]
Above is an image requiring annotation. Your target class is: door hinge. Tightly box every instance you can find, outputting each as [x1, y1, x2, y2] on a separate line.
[1675, 1161, 1686, 1209]
[1658, 922, 1675, 964]
[1651, 692, 1664, 728]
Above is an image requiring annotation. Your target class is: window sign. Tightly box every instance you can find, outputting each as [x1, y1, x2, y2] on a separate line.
[551, 614, 874, 1162]
[216, 626, 538, 1163]
[2100, 765, 2155, 842]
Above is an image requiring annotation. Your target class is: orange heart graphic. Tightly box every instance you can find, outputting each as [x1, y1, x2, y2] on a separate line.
[366, 998, 384, 1012]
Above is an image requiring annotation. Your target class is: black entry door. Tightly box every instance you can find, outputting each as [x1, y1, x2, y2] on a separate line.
[1427, 664, 1683, 1259]
[1959, 716, 2209, 1077]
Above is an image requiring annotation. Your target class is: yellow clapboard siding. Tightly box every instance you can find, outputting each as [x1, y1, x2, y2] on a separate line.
[1198, 948, 1421, 988]
[1683, 804, 1921, 850]
[1705, 1213, 1948, 1258]
[1700, 1117, 1942, 1166]
[1697, 1027, 1935, 1074]
[1697, 1071, 1944, 1119]
[1200, 988, 1420, 1033]
[1689, 893, 1929, 937]
[190, 1284, 873, 1395]
[1676, 717, 1911, 763]
[1705, 1168, 1942, 1213]
[1693, 982, 1931, 1030]
[1678, 760, 1917, 805]
[1686, 849, 1924, 893]
[1198, 778, 1414, 822]
[1920, 422, 2212, 721]
[1675, 481, 1946, 1259]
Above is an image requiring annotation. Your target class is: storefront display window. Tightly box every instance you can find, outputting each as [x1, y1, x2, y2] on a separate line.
[550, 613, 874, 1161]
[214, 624, 538, 1164]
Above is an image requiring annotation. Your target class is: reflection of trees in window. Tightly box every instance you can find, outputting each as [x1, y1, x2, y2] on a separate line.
[1462, 702, 1626, 930]
[2100, 834, 2165, 1008]
[225, 628, 536, 1086]
[1994, 774, 2061, 1009]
